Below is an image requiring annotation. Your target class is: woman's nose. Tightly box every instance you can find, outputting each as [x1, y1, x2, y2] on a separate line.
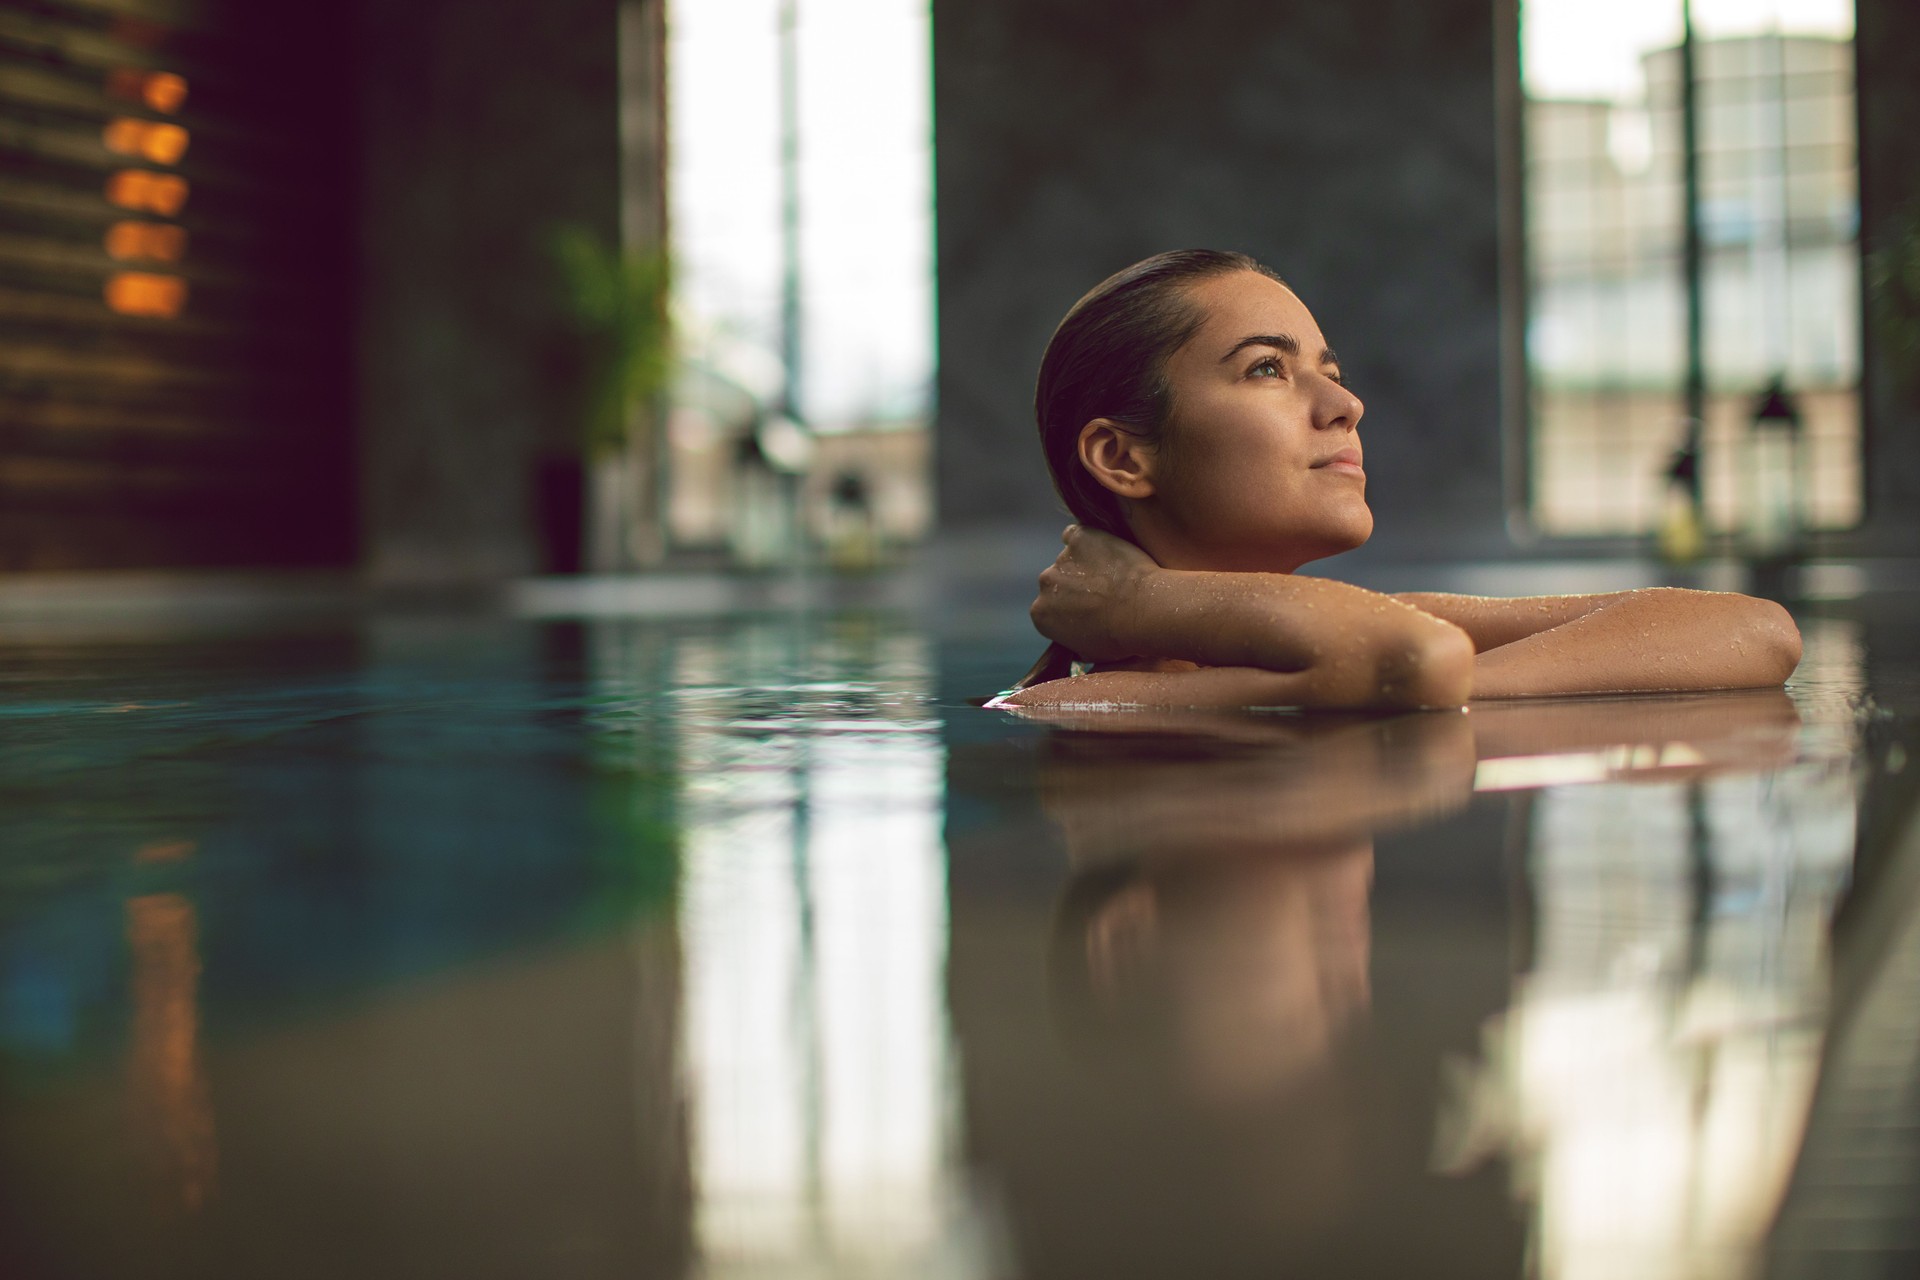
[1315, 376, 1364, 432]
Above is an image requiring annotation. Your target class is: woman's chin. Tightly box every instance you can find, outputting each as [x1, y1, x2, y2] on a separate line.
[1299, 509, 1374, 563]
[1339, 508, 1375, 551]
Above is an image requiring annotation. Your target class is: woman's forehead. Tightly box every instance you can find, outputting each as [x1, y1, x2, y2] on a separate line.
[1198, 272, 1320, 339]
[1183, 271, 1328, 358]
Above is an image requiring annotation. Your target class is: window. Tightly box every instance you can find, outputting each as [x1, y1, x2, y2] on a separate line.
[666, 0, 934, 552]
[1521, 0, 1861, 537]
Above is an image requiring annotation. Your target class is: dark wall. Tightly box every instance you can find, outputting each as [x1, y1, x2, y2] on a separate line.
[355, 0, 625, 585]
[1855, 0, 1920, 559]
[932, 0, 1510, 559]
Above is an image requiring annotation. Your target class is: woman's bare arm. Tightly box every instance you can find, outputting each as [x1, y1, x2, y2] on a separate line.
[1019, 527, 1801, 706]
[1017, 527, 1474, 710]
[1391, 592, 1620, 651]
[1450, 587, 1801, 697]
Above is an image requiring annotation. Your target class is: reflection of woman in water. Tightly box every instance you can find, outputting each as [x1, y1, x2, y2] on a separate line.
[1040, 712, 1476, 1102]
[995, 250, 1804, 710]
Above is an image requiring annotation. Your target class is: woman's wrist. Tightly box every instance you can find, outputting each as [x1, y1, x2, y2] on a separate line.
[1102, 560, 1166, 655]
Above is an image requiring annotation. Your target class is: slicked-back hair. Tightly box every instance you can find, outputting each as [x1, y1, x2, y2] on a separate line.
[1034, 249, 1287, 538]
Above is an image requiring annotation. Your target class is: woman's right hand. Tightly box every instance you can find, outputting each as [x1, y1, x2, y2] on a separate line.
[1030, 525, 1160, 662]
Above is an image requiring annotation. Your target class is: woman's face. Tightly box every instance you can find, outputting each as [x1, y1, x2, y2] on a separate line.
[1137, 270, 1372, 573]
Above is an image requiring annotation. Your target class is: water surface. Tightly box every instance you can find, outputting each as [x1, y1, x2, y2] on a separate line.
[0, 600, 1915, 1279]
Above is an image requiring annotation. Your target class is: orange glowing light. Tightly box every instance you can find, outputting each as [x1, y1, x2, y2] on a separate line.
[144, 72, 188, 113]
[105, 272, 187, 318]
[105, 221, 188, 263]
[106, 69, 190, 114]
[105, 170, 189, 216]
[103, 118, 189, 165]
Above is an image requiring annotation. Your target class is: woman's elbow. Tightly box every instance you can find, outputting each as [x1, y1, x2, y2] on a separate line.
[1751, 597, 1803, 683]
[1375, 621, 1475, 710]
[1699, 592, 1801, 687]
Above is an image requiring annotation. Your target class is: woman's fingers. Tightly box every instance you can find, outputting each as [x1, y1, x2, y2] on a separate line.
[1056, 525, 1156, 581]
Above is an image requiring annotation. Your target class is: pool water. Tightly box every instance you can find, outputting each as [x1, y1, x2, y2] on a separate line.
[0, 599, 1916, 1279]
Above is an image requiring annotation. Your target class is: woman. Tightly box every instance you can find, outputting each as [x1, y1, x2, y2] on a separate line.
[997, 250, 1802, 710]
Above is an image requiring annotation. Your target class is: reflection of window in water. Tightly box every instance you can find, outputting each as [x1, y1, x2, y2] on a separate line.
[1437, 760, 1855, 1280]
[661, 626, 985, 1273]
[1520, 0, 1861, 535]
[1787, 614, 1867, 730]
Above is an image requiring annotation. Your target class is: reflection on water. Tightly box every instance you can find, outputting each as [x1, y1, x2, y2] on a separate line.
[1437, 759, 1855, 1280]
[658, 624, 968, 1273]
[125, 889, 216, 1213]
[992, 681, 1868, 1279]
[1032, 713, 1473, 1103]
[0, 605, 1912, 1278]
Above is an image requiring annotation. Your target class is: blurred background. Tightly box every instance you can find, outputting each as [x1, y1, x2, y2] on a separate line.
[5, 7, 1920, 1279]
[0, 0, 1914, 588]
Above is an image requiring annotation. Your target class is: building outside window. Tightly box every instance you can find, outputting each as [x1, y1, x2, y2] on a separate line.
[1522, 0, 1861, 538]
[665, 0, 933, 557]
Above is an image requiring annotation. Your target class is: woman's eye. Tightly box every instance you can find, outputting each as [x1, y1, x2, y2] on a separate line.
[1249, 357, 1282, 379]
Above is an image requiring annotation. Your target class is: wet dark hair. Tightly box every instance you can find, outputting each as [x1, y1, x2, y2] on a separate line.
[1035, 249, 1288, 538]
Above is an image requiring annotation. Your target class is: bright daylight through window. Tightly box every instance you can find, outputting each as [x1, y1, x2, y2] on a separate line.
[665, 0, 933, 563]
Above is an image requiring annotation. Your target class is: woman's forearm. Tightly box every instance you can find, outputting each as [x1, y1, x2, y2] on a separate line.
[1022, 529, 1796, 707]
[1469, 588, 1801, 698]
[1392, 591, 1615, 651]
[1035, 562, 1475, 708]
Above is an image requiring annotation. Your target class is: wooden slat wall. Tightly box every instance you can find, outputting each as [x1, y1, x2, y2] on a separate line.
[0, 0, 355, 570]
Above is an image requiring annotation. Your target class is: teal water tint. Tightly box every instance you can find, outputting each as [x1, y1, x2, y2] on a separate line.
[0, 611, 1012, 1070]
[0, 599, 1915, 1279]
[0, 623, 692, 1072]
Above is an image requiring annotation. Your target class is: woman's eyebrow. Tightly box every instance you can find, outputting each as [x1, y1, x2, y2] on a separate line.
[1218, 333, 1340, 367]
[1220, 333, 1297, 362]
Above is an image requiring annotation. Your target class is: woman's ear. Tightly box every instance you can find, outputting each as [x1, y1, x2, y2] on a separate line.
[1077, 418, 1157, 500]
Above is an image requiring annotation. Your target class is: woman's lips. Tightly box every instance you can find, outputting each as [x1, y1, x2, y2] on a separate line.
[1313, 447, 1364, 476]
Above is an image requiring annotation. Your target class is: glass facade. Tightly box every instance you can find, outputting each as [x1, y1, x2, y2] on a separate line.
[1523, 2, 1861, 536]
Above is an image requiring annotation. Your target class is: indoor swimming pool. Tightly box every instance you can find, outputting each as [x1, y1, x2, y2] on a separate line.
[0, 594, 1916, 1279]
